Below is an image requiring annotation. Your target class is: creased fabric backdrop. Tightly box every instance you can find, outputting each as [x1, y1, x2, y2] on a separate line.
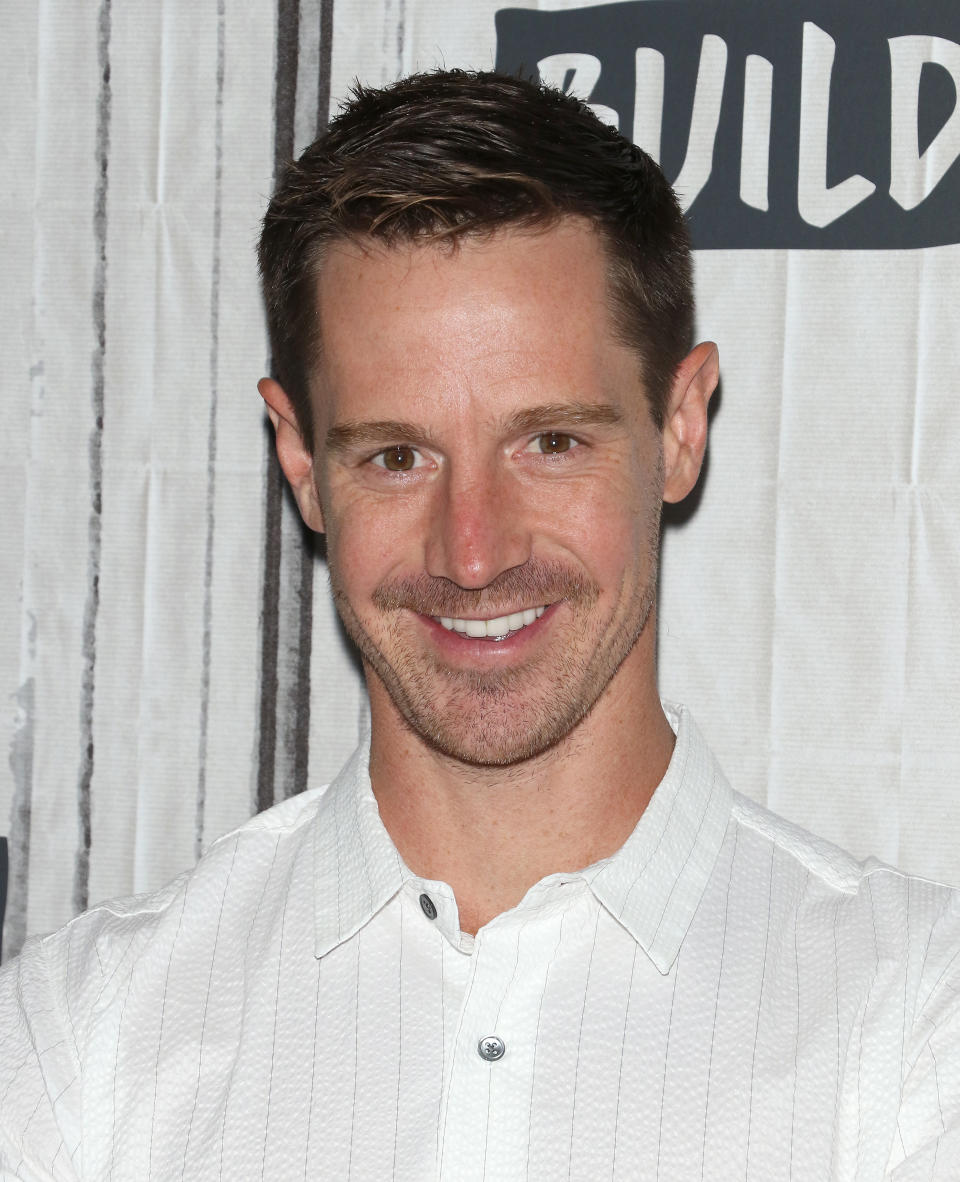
[1, 0, 959, 961]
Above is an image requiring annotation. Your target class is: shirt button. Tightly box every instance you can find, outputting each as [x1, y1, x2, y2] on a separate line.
[419, 893, 438, 920]
[477, 1035, 506, 1062]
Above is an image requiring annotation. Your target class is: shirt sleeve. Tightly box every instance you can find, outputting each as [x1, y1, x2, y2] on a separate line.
[885, 902, 960, 1179]
[0, 944, 81, 1182]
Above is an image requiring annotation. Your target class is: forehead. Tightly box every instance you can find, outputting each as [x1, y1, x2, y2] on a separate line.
[311, 219, 641, 430]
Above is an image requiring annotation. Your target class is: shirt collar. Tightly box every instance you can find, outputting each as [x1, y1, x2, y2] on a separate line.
[581, 702, 733, 974]
[314, 702, 732, 971]
[313, 721, 409, 958]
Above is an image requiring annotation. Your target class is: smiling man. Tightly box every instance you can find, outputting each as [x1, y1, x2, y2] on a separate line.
[3, 70, 960, 1181]
[258, 213, 713, 936]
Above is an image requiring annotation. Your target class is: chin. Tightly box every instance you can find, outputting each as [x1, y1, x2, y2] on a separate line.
[372, 653, 609, 768]
[413, 706, 585, 768]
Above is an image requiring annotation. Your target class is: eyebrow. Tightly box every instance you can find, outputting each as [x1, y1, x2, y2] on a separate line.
[325, 402, 623, 453]
[325, 419, 439, 453]
[500, 401, 623, 435]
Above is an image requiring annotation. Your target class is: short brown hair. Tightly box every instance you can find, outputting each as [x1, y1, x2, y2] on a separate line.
[258, 69, 693, 452]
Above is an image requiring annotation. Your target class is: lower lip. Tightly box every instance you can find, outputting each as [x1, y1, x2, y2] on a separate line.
[418, 605, 555, 658]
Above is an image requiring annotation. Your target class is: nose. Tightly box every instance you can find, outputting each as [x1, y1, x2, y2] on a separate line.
[425, 461, 532, 590]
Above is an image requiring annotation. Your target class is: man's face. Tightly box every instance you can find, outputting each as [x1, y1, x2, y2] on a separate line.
[309, 220, 667, 766]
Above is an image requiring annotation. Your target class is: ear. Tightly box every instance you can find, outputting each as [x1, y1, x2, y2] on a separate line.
[661, 342, 719, 504]
[258, 378, 325, 532]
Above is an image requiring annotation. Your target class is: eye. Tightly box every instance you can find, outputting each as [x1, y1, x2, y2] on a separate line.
[526, 432, 579, 455]
[371, 445, 424, 472]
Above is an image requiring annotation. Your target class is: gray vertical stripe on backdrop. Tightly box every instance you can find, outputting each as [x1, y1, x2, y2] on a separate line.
[195, 0, 227, 859]
[294, 0, 339, 785]
[5, 645, 35, 962]
[257, 457, 284, 815]
[279, 0, 344, 802]
[288, 537, 314, 801]
[256, 0, 301, 814]
[317, 0, 334, 127]
[257, 0, 342, 811]
[274, 0, 344, 804]
[74, 0, 113, 917]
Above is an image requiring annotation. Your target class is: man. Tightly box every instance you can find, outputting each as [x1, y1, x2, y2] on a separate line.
[1, 69, 959, 1180]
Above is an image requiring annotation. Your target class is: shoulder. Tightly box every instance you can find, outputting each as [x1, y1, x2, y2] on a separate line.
[728, 789, 960, 996]
[5, 783, 332, 1023]
[0, 784, 336, 1169]
[731, 788, 960, 903]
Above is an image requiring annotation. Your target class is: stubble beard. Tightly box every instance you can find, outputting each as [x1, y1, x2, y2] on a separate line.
[328, 546, 660, 769]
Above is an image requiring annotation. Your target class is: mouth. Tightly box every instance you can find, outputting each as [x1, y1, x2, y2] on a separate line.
[434, 605, 547, 642]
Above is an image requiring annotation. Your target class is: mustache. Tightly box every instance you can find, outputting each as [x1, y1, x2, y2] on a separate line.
[372, 561, 600, 618]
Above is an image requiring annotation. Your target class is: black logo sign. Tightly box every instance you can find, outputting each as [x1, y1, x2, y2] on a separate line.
[495, 1, 960, 247]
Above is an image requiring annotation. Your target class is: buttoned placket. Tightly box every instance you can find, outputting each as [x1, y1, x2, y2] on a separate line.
[433, 877, 592, 1180]
[308, 704, 732, 1179]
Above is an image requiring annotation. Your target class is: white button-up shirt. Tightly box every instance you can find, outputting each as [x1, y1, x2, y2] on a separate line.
[2, 704, 960, 1180]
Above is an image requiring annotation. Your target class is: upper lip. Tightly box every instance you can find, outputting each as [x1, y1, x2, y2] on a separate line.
[431, 605, 547, 620]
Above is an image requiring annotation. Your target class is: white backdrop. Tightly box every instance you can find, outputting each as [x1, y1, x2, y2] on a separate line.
[1, 0, 959, 961]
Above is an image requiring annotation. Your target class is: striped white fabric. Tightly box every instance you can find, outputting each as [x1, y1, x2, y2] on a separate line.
[1, 704, 959, 1180]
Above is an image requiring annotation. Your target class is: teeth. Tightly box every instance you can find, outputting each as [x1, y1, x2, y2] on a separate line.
[436, 606, 548, 638]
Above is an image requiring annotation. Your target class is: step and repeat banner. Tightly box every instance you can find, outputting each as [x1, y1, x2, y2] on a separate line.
[1, 0, 958, 958]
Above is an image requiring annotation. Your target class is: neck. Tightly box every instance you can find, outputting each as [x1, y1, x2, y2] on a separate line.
[366, 627, 675, 935]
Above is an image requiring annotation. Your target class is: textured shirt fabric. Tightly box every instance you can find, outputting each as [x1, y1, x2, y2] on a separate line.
[2, 705, 960, 1181]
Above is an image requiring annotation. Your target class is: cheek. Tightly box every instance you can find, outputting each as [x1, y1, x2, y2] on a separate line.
[325, 495, 427, 595]
[538, 469, 658, 578]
